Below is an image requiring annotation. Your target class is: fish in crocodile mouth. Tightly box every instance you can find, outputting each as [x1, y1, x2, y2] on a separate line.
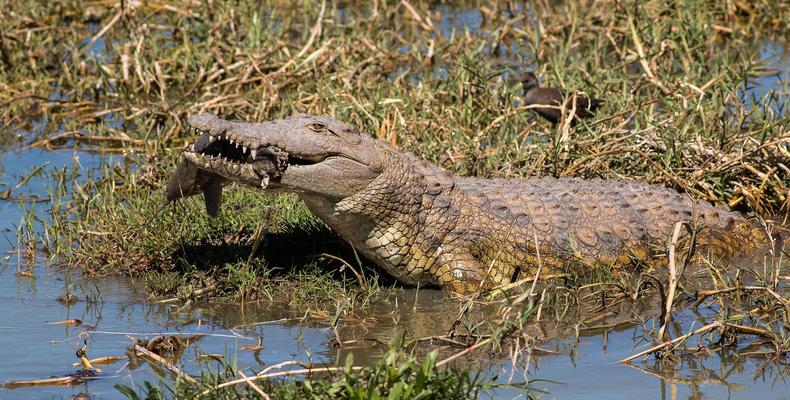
[168, 113, 380, 216]
[166, 124, 291, 216]
[182, 129, 287, 188]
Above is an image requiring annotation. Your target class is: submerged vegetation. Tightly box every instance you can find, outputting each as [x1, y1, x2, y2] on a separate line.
[2, 0, 788, 398]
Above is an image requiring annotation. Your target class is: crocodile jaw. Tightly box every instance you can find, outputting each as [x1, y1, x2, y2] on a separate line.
[181, 114, 383, 200]
[183, 151, 272, 189]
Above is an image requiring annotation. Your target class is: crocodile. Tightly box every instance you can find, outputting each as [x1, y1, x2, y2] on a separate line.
[170, 113, 769, 294]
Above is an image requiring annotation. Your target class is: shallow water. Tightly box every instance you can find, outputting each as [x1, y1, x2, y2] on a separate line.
[0, 148, 333, 399]
[4, 255, 789, 399]
[0, 266, 336, 399]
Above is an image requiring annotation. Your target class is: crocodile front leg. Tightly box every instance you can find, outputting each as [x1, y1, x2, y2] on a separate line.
[434, 254, 497, 294]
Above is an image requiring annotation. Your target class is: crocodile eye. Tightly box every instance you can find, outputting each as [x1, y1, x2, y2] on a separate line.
[307, 123, 326, 132]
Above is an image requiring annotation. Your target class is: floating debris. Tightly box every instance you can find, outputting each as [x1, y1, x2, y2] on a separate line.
[48, 319, 95, 330]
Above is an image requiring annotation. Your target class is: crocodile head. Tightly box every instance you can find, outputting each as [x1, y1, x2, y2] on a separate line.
[181, 113, 384, 201]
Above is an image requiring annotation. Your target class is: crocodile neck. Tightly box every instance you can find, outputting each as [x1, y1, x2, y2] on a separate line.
[300, 147, 454, 286]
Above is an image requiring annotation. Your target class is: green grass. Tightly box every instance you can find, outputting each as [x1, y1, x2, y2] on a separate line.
[115, 343, 531, 400]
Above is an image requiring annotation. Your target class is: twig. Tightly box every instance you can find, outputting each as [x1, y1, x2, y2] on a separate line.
[274, 0, 326, 74]
[400, 0, 434, 31]
[91, 331, 237, 338]
[79, 10, 123, 57]
[77, 351, 101, 373]
[133, 344, 196, 383]
[694, 285, 776, 306]
[436, 337, 493, 367]
[619, 321, 720, 363]
[71, 355, 127, 367]
[29, 131, 144, 148]
[248, 206, 275, 263]
[2, 375, 101, 388]
[156, 285, 216, 304]
[200, 366, 361, 396]
[722, 323, 773, 338]
[258, 360, 309, 376]
[238, 336, 263, 352]
[657, 222, 684, 342]
[295, 1, 326, 59]
[485, 273, 570, 300]
[563, 148, 642, 175]
[626, 13, 671, 95]
[558, 94, 578, 151]
[694, 285, 790, 323]
[316, 253, 366, 291]
[238, 371, 270, 400]
[535, 287, 547, 322]
[408, 335, 469, 348]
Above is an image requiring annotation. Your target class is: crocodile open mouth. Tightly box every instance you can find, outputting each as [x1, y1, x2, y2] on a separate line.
[185, 126, 326, 168]
[181, 127, 290, 189]
[196, 135, 273, 163]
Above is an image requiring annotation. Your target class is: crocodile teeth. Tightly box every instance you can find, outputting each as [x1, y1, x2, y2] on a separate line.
[242, 146, 248, 154]
[208, 135, 216, 143]
[229, 138, 234, 145]
[251, 149, 257, 160]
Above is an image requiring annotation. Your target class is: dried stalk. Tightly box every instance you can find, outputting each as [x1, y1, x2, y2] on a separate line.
[657, 222, 684, 342]
[133, 344, 196, 384]
[620, 322, 721, 364]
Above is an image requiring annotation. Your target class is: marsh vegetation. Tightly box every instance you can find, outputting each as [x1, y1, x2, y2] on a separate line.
[1, 0, 788, 398]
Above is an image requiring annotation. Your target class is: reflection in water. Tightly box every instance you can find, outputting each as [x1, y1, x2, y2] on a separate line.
[5, 241, 788, 400]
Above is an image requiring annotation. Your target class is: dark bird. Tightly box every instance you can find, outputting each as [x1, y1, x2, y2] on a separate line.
[520, 72, 603, 125]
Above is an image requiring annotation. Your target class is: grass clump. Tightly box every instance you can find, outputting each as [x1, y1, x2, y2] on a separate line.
[115, 345, 512, 400]
[33, 156, 389, 307]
